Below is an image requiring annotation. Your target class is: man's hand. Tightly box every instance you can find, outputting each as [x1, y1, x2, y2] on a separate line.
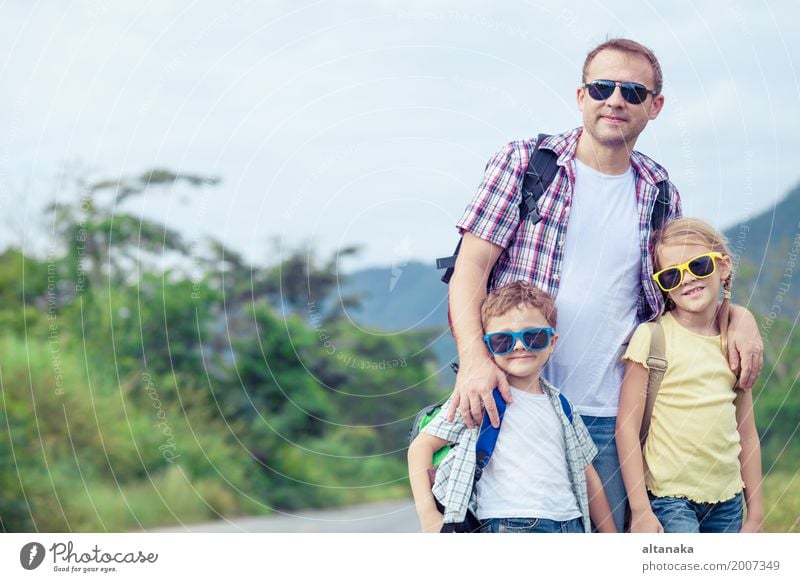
[727, 305, 764, 390]
[446, 353, 511, 428]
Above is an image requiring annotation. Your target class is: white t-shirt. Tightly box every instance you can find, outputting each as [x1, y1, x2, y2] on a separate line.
[544, 159, 641, 416]
[475, 387, 580, 521]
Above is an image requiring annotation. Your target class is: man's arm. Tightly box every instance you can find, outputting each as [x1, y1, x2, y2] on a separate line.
[616, 359, 664, 533]
[586, 465, 617, 532]
[727, 304, 764, 390]
[407, 432, 448, 533]
[735, 389, 764, 532]
[446, 232, 511, 428]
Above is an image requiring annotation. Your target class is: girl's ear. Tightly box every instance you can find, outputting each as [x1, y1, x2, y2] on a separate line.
[719, 254, 733, 281]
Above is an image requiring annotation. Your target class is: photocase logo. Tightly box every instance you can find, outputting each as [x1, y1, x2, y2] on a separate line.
[20, 542, 46, 570]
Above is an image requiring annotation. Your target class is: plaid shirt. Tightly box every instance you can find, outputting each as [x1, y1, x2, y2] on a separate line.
[423, 379, 598, 532]
[456, 127, 682, 323]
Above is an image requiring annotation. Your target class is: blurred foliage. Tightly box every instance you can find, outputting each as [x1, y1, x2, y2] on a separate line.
[0, 170, 443, 532]
[4, 167, 796, 532]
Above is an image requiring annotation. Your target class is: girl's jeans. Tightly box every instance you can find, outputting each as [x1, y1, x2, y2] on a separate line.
[649, 491, 743, 533]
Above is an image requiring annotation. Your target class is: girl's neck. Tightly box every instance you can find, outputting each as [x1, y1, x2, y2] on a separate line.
[669, 305, 720, 336]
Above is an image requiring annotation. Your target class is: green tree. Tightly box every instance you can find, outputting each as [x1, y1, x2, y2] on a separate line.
[46, 169, 219, 292]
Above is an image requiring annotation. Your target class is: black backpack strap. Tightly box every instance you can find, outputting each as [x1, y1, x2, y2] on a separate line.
[519, 134, 559, 224]
[650, 180, 671, 233]
[435, 238, 460, 281]
[437, 135, 560, 284]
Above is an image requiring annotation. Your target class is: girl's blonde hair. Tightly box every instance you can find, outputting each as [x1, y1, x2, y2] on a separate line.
[651, 218, 733, 353]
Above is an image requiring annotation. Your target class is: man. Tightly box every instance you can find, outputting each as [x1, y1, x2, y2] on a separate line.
[445, 38, 763, 531]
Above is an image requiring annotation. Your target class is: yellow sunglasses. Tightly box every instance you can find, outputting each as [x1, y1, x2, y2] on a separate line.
[652, 252, 724, 292]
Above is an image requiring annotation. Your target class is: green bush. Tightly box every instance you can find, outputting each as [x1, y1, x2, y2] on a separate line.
[0, 334, 263, 531]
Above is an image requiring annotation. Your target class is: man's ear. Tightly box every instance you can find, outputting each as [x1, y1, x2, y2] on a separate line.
[576, 86, 586, 112]
[648, 93, 665, 120]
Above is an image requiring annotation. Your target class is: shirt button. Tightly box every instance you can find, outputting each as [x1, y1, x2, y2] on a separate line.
[554, 274, 560, 281]
[558, 239, 564, 247]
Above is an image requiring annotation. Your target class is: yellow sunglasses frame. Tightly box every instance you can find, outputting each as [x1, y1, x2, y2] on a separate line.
[652, 252, 724, 292]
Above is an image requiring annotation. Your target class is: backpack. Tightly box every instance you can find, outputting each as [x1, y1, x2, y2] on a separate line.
[640, 320, 667, 445]
[435, 134, 673, 288]
[408, 386, 575, 532]
[622, 319, 668, 533]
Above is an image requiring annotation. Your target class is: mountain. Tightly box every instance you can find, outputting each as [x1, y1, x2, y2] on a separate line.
[725, 181, 800, 317]
[343, 261, 448, 332]
[342, 260, 456, 379]
[346, 183, 800, 335]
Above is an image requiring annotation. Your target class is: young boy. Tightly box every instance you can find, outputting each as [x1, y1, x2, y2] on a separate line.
[408, 281, 615, 533]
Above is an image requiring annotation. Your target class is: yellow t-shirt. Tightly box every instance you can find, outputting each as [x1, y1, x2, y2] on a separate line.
[623, 311, 742, 503]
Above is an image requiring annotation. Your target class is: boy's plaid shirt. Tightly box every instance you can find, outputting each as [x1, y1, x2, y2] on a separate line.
[456, 128, 682, 323]
[422, 379, 598, 532]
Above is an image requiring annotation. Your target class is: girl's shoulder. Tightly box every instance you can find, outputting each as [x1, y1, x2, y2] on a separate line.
[624, 316, 671, 367]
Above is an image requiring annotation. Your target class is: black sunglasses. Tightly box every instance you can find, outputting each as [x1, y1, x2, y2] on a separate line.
[483, 327, 554, 356]
[582, 79, 657, 105]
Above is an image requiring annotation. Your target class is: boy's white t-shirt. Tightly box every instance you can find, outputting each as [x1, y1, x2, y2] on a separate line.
[475, 387, 580, 521]
[544, 159, 641, 416]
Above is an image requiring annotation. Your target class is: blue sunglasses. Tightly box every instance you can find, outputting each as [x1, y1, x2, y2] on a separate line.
[483, 327, 554, 356]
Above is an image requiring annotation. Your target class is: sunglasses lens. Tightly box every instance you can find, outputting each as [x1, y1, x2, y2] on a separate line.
[587, 80, 651, 104]
[657, 268, 683, 291]
[523, 329, 550, 350]
[587, 80, 615, 100]
[487, 333, 514, 355]
[620, 83, 649, 104]
[688, 255, 715, 278]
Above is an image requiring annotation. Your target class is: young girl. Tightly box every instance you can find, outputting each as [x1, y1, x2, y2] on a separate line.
[616, 218, 763, 533]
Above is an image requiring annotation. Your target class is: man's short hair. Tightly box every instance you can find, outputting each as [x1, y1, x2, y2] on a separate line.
[480, 281, 557, 329]
[583, 38, 663, 95]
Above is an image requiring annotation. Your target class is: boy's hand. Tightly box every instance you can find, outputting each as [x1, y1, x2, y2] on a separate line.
[630, 509, 664, 533]
[418, 508, 444, 533]
[447, 353, 511, 428]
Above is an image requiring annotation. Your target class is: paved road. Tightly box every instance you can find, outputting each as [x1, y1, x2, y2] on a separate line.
[153, 499, 420, 533]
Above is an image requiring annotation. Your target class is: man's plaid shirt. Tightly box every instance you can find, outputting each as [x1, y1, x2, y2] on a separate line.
[456, 127, 682, 323]
[423, 379, 598, 532]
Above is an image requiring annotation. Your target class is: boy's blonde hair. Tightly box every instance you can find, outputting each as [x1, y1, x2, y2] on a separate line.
[651, 218, 733, 353]
[480, 281, 557, 329]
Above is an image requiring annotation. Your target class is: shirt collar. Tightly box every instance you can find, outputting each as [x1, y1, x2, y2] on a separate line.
[537, 127, 669, 186]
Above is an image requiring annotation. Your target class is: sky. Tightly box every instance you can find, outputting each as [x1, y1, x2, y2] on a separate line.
[1, 0, 798, 271]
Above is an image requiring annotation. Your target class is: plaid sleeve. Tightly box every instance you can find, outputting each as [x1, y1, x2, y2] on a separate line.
[670, 182, 682, 220]
[571, 412, 598, 467]
[455, 142, 527, 249]
[421, 396, 467, 444]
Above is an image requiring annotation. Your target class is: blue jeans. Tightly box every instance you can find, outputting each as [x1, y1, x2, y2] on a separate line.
[480, 517, 584, 533]
[581, 415, 626, 532]
[649, 492, 743, 533]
